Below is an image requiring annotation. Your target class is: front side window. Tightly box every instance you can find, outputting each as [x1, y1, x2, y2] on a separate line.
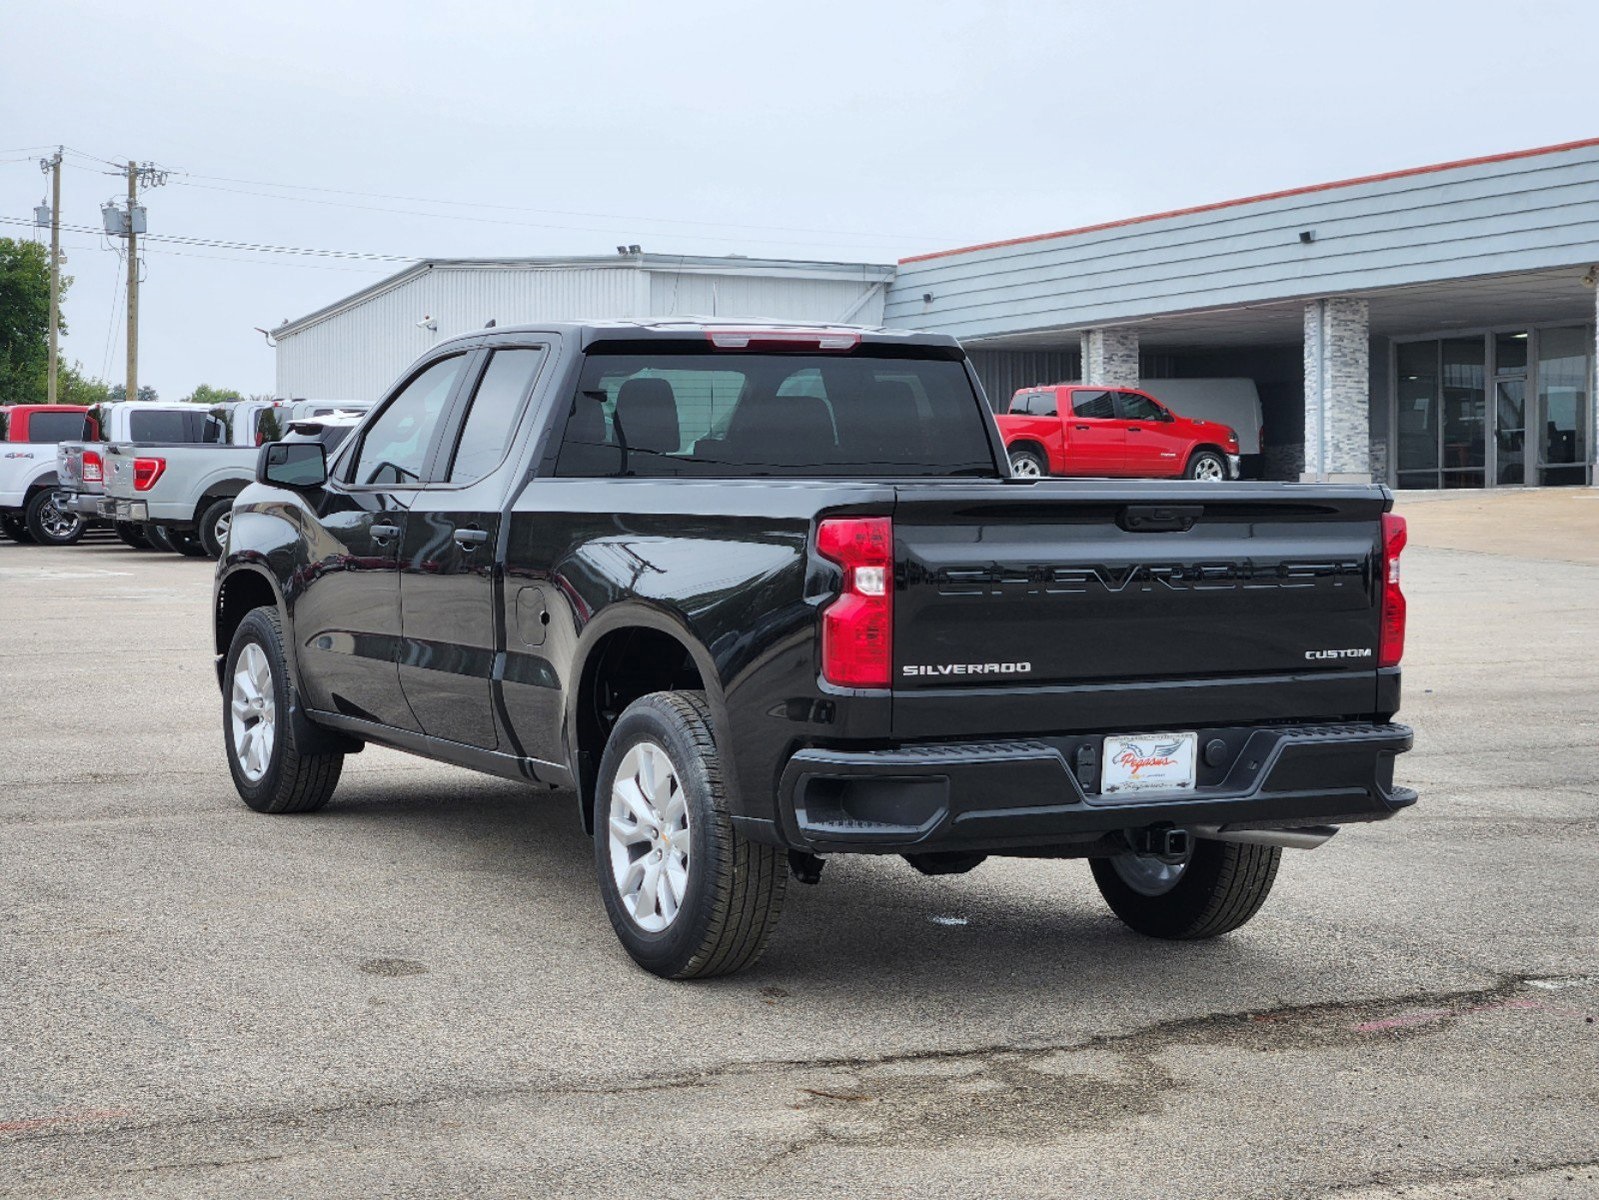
[1071, 390, 1115, 419]
[1032, 391, 1059, 417]
[555, 350, 995, 478]
[1117, 392, 1167, 422]
[348, 356, 466, 486]
[447, 348, 546, 483]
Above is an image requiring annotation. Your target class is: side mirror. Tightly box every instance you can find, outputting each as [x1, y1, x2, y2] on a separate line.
[258, 441, 327, 489]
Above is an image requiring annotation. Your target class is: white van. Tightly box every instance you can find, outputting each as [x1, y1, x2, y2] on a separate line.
[1139, 379, 1264, 457]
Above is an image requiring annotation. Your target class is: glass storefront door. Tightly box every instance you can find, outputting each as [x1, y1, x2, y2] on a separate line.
[1494, 378, 1527, 485]
[1394, 326, 1593, 489]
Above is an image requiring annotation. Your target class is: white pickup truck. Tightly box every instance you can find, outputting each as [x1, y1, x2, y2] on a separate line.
[0, 405, 98, 545]
[100, 399, 370, 557]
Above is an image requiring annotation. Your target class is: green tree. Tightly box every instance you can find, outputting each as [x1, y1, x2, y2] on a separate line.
[0, 238, 65, 405]
[183, 383, 244, 406]
[57, 361, 113, 407]
[107, 384, 159, 402]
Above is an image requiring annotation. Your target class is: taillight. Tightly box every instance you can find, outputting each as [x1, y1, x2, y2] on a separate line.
[1379, 513, 1407, 668]
[132, 457, 166, 491]
[816, 517, 892, 688]
[81, 450, 103, 483]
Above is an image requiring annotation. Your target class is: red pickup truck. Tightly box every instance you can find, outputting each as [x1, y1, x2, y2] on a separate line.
[996, 385, 1241, 481]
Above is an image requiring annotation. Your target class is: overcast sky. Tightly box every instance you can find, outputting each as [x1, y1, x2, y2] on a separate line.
[3, 0, 1595, 400]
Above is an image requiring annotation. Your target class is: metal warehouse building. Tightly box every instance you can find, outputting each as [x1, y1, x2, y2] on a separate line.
[272, 253, 894, 401]
[274, 138, 1599, 489]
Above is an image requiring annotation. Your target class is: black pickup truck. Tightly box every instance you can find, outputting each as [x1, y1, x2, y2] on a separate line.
[214, 320, 1414, 978]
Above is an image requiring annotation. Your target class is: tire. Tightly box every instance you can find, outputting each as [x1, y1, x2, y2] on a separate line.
[1185, 450, 1227, 482]
[167, 526, 210, 557]
[223, 607, 343, 814]
[1009, 448, 1047, 479]
[114, 521, 151, 550]
[24, 490, 84, 546]
[594, 691, 786, 979]
[0, 512, 32, 543]
[198, 498, 235, 559]
[146, 524, 174, 552]
[1090, 837, 1281, 939]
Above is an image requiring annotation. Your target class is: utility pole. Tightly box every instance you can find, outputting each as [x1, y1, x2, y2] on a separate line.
[40, 148, 63, 403]
[126, 160, 139, 404]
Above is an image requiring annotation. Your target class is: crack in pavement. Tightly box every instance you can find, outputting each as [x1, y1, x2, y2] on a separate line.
[3, 970, 1592, 1163]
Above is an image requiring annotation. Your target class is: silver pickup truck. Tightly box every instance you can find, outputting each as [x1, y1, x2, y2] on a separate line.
[102, 400, 370, 557]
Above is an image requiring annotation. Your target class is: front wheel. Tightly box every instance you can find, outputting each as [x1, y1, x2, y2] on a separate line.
[25, 490, 84, 546]
[594, 691, 786, 979]
[223, 607, 344, 813]
[1009, 448, 1047, 478]
[1185, 450, 1228, 482]
[1090, 837, 1281, 939]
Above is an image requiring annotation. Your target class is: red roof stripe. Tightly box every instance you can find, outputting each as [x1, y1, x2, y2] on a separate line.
[899, 136, 1599, 265]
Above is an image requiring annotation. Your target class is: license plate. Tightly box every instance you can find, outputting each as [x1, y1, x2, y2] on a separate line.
[1101, 732, 1198, 795]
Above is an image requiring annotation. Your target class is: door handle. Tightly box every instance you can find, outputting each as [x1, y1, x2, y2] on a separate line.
[454, 526, 489, 549]
[1127, 426, 1144, 433]
[371, 523, 401, 542]
[1074, 424, 1091, 431]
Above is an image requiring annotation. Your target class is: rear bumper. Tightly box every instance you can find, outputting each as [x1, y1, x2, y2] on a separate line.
[55, 489, 102, 517]
[772, 722, 1415, 855]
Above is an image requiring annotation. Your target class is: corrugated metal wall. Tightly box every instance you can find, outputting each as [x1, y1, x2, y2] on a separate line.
[647, 271, 885, 324]
[276, 265, 643, 400]
[886, 143, 1599, 340]
[966, 349, 1080, 411]
[277, 263, 889, 401]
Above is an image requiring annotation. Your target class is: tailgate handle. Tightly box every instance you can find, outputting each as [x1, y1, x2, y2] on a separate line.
[1120, 505, 1202, 533]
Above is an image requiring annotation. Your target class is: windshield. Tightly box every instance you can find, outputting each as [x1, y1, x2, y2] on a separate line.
[554, 351, 997, 478]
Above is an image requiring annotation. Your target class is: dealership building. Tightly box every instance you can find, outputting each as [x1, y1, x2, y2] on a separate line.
[274, 137, 1599, 488]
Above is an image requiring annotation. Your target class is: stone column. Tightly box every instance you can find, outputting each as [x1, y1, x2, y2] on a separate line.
[1302, 297, 1371, 482]
[1080, 327, 1140, 387]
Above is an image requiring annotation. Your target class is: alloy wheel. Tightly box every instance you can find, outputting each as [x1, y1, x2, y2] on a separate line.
[230, 642, 277, 782]
[1010, 455, 1043, 478]
[607, 740, 692, 933]
[1193, 457, 1225, 482]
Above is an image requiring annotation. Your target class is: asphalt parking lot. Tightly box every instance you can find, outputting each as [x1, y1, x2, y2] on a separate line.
[2, 490, 1597, 1199]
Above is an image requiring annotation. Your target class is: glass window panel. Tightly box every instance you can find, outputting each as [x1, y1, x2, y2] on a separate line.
[1071, 390, 1115, 419]
[349, 355, 466, 486]
[1395, 341, 1440, 479]
[1495, 331, 1529, 374]
[1441, 336, 1486, 474]
[1537, 326, 1591, 486]
[1494, 379, 1526, 486]
[447, 348, 544, 484]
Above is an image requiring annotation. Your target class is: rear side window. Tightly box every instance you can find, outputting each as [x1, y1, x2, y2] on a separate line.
[555, 351, 996, 478]
[447, 348, 546, 483]
[25, 412, 90, 443]
[128, 409, 190, 442]
[348, 355, 466, 486]
[1071, 390, 1115, 419]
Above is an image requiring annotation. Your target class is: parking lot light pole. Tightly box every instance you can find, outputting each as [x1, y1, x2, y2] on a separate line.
[126, 161, 138, 404]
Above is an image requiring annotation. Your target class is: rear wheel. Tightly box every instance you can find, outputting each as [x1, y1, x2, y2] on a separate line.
[0, 512, 31, 543]
[146, 525, 174, 552]
[1090, 837, 1281, 939]
[1009, 448, 1047, 478]
[593, 691, 786, 979]
[24, 490, 84, 546]
[198, 498, 234, 559]
[114, 521, 151, 549]
[223, 607, 343, 814]
[1185, 450, 1227, 482]
[167, 526, 209, 557]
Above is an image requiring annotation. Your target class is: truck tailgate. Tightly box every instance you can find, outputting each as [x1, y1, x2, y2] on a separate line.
[889, 481, 1392, 738]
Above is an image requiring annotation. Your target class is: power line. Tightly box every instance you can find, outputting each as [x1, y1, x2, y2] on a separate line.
[0, 215, 418, 263]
